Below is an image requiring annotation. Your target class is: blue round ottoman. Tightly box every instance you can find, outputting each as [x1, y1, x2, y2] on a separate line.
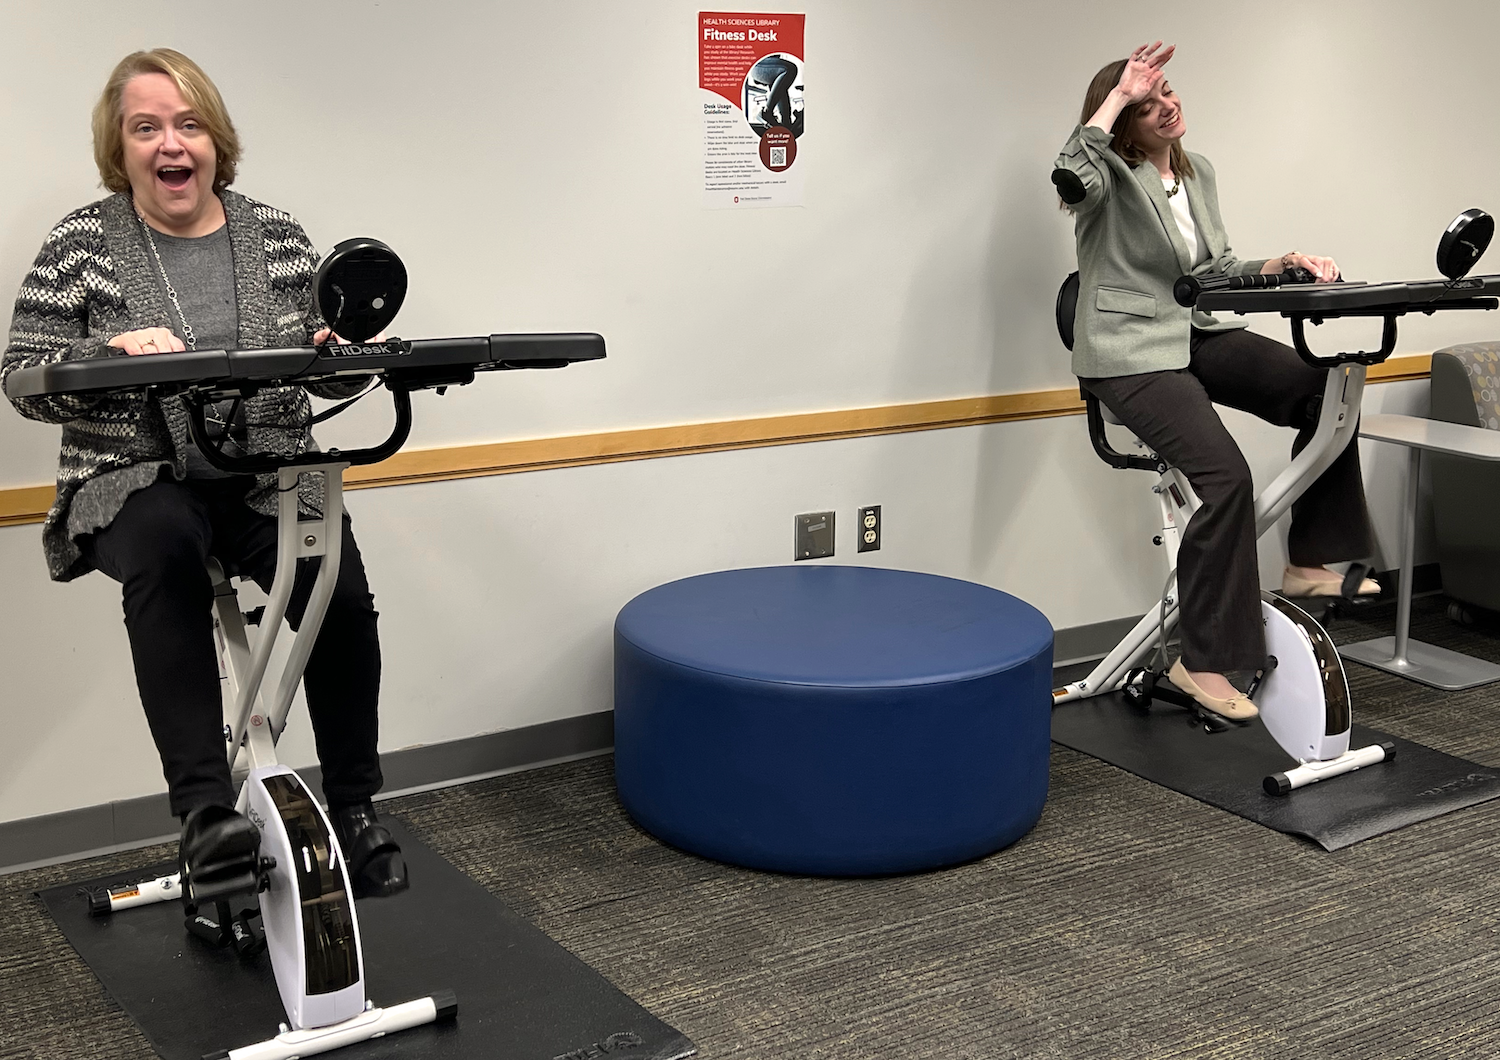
[613, 565, 1053, 875]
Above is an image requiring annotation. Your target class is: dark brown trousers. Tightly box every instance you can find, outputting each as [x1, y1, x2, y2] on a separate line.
[1082, 327, 1375, 672]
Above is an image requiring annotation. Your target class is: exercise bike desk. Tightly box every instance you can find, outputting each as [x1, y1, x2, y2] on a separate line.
[1055, 272, 1498, 795]
[5, 331, 605, 1060]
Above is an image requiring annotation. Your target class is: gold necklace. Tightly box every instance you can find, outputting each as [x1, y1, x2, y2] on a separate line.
[1164, 174, 1182, 198]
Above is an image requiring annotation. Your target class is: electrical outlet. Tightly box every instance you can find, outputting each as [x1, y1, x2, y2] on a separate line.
[794, 511, 835, 560]
[857, 505, 881, 552]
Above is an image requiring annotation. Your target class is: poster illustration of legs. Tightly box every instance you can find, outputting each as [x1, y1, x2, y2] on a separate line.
[700, 12, 805, 208]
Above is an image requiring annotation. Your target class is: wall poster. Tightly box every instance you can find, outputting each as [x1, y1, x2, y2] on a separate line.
[699, 11, 805, 209]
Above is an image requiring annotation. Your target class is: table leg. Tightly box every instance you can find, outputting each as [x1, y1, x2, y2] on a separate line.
[1390, 446, 1419, 666]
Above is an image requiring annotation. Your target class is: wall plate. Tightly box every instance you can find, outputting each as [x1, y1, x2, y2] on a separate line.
[857, 505, 881, 552]
[794, 511, 835, 560]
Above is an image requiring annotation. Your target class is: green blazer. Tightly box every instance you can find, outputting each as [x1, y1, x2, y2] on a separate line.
[1055, 123, 1268, 379]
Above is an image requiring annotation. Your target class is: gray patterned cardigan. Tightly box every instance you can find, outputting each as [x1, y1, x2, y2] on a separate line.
[3, 190, 354, 582]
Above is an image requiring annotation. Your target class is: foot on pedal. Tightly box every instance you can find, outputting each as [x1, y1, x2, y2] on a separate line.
[1167, 660, 1258, 722]
[1339, 563, 1380, 600]
[179, 805, 262, 908]
[1280, 564, 1379, 600]
[331, 801, 409, 898]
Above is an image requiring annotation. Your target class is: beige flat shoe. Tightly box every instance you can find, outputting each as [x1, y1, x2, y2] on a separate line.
[1168, 660, 1259, 721]
[1281, 567, 1379, 598]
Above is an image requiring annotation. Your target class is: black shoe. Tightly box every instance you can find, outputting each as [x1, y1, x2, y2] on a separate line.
[179, 805, 262, 908]
[330, 801, 409, 898]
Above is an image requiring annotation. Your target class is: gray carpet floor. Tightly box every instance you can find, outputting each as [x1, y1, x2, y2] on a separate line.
[4, 595, 1500, 1060]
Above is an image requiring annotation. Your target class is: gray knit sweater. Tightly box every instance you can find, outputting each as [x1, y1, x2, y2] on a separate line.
[3, 190, 356, 582]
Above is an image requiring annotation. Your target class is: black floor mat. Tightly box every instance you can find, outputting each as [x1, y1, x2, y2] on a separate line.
[38, 816, 695, 1060]
[1052, 694, 1500, 850]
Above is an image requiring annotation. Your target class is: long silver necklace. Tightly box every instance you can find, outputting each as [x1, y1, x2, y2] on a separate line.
[136, 212, 240, 445]
[136, 212, 199, 351]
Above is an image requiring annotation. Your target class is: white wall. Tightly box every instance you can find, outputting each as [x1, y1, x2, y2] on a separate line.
[2, 1, 1494, 825]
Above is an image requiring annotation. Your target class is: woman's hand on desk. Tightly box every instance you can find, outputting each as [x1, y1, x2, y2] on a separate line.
[109, 327, 186, 356]
[108, 328, 388, 354]
[1264, 252, 1340, 282]
[313, 328, 386, 346]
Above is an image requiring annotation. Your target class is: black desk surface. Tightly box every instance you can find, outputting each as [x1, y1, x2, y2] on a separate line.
[1197, 274, 1500, 315]
[4, 332, 605, 399]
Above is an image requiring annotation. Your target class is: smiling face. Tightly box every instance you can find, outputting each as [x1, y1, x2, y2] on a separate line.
[119, 72, 223, 237]
[1127, 79, 1186, 158]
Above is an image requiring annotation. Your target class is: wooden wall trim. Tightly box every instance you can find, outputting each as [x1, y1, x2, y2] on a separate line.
[0, 353, 1434, 527]
[0, 486, 58, 529]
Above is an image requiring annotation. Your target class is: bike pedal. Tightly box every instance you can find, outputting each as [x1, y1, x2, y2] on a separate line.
[185, 863, 262, 905]
[1193, 709, 1242, 734]
[185, 901, 235, 948]
[230, 909, 266, 957]
[1341, 563, 1377, 600]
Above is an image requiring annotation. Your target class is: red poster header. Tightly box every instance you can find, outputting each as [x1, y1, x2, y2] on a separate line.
[699, 11, 805, 108]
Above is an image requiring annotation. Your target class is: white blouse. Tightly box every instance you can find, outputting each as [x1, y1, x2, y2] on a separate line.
[1164, 175, 1208, 267]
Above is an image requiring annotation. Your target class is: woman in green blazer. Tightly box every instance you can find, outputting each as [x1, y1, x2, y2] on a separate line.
[1055, 43, 1375, 720]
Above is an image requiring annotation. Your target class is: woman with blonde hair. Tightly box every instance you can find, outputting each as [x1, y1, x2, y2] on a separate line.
[1054, 42, 1377, 720]
[3, 49, 406, 901]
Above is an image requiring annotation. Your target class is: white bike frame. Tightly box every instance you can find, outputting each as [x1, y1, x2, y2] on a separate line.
[218, 462, 348, 794]
[1053, 362, 1367, 703]
[90, 462, 453, 1060]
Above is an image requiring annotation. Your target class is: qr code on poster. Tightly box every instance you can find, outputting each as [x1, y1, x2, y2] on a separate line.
[769, 147, 786, 167]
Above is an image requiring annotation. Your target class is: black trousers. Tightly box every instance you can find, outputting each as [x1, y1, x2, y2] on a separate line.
[82, 476, 384, 818]
[1082, 327, 1375, 672]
